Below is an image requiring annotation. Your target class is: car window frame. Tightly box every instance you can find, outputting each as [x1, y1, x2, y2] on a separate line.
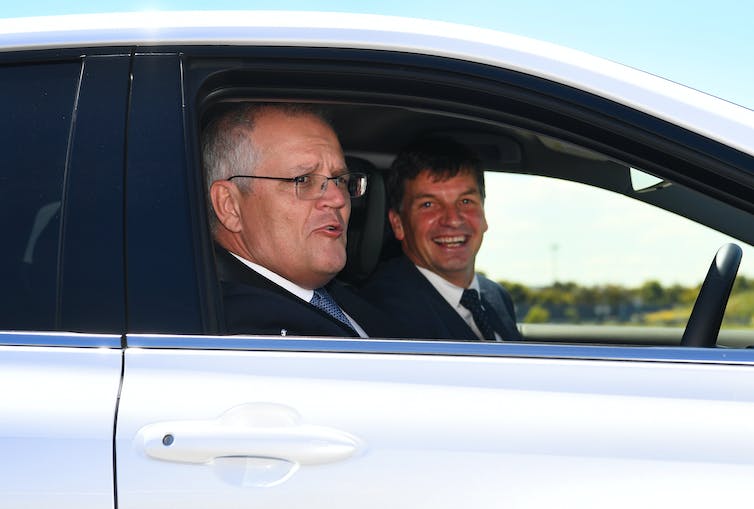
[0, 48, 130, 337]
[126, 44, 754, 362]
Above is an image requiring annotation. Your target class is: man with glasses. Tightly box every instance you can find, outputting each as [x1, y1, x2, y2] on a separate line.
[360, 138, 522, 341]
[203, 102, 396, 337]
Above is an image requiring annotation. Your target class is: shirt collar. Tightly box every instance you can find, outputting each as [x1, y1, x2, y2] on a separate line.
[415, 265, 480, 305]
[229, 252, 314, 302]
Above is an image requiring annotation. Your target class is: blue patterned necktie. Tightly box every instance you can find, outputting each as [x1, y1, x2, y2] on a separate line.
[460, 288, 497, 340]
[311, 288, 357, 335]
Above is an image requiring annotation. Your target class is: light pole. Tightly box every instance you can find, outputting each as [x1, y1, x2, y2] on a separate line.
[551, 243, 559, 284]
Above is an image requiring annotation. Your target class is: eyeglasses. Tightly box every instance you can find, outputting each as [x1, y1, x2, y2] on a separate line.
[227, 172, 368, 200]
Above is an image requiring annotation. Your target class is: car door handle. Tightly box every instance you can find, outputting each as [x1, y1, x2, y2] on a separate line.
[135, 403, 361, 466]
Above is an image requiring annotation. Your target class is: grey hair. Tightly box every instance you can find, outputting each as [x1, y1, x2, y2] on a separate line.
[201, 102, 332, 234]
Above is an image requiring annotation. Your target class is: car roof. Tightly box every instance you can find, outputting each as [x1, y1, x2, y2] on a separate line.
[2, 10, 753, 158]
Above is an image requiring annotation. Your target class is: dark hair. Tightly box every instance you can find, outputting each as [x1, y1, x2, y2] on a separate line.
[386, 137, 485, 212]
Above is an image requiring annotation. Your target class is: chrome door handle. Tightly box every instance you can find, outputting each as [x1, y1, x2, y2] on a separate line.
[135, 403, 361, 466]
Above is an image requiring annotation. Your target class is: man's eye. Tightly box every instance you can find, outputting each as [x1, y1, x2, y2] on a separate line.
[335, 175, 349, 186]
[294, 175, 313, 185]
[420, 201, 433, 208]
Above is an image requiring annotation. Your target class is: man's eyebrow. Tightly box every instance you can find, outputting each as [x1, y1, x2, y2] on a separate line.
[280, 163, 320, 177]
[288, 163, 349, 175]
[411, 192, 439, 201]
[411, 187, 481, 200]
[289, 162, 319, 172]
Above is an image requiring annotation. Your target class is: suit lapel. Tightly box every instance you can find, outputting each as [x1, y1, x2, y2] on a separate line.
[478, 290, 508, 338]
[215, 246, 359, 337]
[479, 278, 521, 340]
[327, 281, 371, 331]
[399, 257, 479, 341]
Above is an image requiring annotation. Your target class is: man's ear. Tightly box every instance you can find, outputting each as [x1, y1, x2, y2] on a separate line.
[480, 208, 489, 235]
[210, 180, 243, 233]
[388, 209, 405, 241]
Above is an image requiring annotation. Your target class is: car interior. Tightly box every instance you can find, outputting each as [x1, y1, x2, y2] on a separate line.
[199, 99, 754, 349]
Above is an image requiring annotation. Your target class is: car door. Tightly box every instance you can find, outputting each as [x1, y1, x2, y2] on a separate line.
[116, 340, 754, 508]
[0, 52, 129, 507]
[114, 45, 754, 507]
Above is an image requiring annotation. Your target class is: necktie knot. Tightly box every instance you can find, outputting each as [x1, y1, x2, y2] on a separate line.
[311, 288, 357, 335]
[460, 288, 496, 340]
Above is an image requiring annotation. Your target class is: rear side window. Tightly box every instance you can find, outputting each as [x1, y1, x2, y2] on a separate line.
[0, 61, 80, 330]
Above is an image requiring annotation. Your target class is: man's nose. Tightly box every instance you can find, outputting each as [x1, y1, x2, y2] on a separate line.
[318, 177, 348, 208]
[440, 205, 463, 226]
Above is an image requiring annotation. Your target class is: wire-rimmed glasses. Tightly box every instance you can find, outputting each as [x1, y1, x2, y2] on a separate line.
[228, 172, 368, 200]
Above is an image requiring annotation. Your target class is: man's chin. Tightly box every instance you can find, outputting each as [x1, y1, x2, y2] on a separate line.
[318, 256, 347, 277]
[433, 253, 474, 270]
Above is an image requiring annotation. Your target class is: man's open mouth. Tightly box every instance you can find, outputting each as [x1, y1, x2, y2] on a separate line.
[433, 235, 467, 248]
[318, 222, 344, 235]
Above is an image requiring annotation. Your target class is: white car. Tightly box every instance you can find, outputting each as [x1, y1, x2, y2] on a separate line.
[2, 11, 754, 508]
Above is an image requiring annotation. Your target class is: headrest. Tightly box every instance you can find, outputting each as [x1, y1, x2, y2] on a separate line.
[340, 156, 386, 284]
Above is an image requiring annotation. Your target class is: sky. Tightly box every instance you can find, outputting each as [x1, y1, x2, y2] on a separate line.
[4, 1, 753, 110]
[3, 1, 754, 287]
[476, 173, 754, 288]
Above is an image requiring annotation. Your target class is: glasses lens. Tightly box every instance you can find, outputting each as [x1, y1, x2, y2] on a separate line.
[294, 173, 368, 199]
[294, 174, 324, 200]
[347, 173, 368, 198]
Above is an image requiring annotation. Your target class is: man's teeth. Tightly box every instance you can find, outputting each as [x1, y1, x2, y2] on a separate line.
[434, 236, 466, 245]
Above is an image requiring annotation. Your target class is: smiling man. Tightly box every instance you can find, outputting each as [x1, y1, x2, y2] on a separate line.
[360, 138, 522, 341]
[204, 102, 396, 337]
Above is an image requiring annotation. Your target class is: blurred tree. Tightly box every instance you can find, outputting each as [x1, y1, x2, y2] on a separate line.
[499, 280, 530, 306]
[524, 305, 550, 323]
[638, 280, 665, 307]
[493, 277, 753, 329]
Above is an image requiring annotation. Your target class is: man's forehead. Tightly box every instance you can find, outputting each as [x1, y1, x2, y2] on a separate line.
[289, 157, 348, 173]
[420, 166, 475, 180]
[253, 113, 343, 162]
[254, 109, 334, 135]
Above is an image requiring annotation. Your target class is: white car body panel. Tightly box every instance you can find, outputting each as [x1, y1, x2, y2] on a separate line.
[0, 343, 122, 508]
[117, 344, 754, 508]
[2, 10, 754, 507]
[1, 11, 753, 158]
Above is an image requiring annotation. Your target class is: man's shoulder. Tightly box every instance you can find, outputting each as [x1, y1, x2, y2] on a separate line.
[477, 272, 504, 291]
[215, 247, 291, 298]
[358, 256, 432, 304]
[327, 277, 366, 302]
[478, 273, 515, 300]
[330, 278, 417, 339]
[361, 255, 419, 287]
[358, 256, 448, 317]
[476, 273, 519, 326]
[370, 255, 415, 277]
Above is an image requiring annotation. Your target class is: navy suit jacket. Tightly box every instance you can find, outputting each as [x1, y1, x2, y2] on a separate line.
[359, 255, 522, 341]
[215, 247, 402, 338]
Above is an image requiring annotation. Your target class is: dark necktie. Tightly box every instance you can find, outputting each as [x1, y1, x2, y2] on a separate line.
[460, 288, 497, 340]
[311, 288, 357, 335]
